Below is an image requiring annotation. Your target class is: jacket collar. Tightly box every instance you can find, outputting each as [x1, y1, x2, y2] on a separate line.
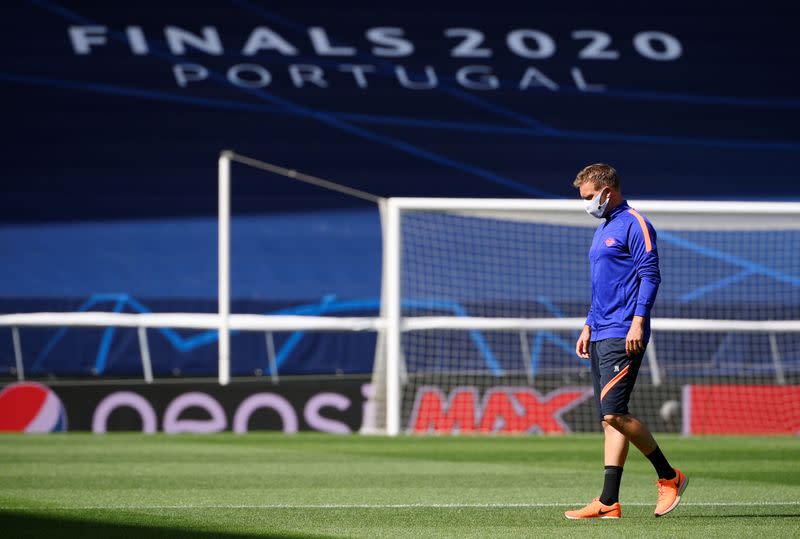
[605, 200, 629, 221]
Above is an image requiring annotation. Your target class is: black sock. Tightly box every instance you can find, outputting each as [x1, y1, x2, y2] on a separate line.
[646, 446, 676, 479]
[599, 466, 623, 505]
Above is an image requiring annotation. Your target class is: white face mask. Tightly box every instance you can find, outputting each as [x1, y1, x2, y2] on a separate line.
[585, 188, 610, 219]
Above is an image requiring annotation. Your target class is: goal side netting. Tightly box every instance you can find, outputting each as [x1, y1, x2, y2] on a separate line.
[364, 198, 800, 436]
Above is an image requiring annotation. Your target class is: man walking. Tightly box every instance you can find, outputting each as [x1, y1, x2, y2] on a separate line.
[565, 163, 688, 519]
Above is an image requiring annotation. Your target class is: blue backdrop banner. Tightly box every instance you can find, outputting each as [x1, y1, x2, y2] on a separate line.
[2, 1, 798, 376]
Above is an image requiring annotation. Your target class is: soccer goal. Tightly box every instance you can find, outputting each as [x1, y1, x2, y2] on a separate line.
[365, 197, 800, 436]
[3, 152, 798, 437]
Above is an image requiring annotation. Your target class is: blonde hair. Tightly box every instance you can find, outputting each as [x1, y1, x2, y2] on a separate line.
[573, 163, 619, 190]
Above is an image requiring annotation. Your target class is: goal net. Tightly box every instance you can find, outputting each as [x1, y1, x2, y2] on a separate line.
[366, 198, 800, 436]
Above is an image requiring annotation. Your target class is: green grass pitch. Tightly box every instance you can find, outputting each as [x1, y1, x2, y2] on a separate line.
[1, 434, 798, 538]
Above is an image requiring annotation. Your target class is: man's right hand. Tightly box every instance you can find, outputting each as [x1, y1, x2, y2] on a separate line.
[575, 325, 591, 359]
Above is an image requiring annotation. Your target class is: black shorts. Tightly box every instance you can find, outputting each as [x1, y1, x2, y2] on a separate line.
[590, 338, 644, 421]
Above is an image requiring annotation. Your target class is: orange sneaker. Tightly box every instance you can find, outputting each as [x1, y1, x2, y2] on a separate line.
[654, 468, 688, 517]
[564, 497, 621, 519]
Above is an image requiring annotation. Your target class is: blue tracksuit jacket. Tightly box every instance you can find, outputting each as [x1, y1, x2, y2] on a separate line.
[586, 201, 661, 342]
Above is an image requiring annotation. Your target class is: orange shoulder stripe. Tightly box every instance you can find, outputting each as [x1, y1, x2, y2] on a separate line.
[627, 209, 652, 252]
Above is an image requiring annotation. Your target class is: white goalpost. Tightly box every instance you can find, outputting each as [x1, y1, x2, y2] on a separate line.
[0, 151, 386, 387]
[218, 150, 232, 386]
[213, 150, 385, 386]
[2, 152, 799, 437]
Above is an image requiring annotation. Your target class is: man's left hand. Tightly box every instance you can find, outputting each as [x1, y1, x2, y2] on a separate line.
[626, 316, 646, 356]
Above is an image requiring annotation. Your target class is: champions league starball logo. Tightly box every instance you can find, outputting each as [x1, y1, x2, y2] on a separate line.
[0, 382, 68, 433]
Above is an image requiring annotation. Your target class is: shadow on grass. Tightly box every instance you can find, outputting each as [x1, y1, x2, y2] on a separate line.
[0, 510, 333, 539]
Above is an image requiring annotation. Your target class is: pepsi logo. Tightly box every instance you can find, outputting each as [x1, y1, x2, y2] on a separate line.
[605, 237, 616, 247]
[0, 382, 68, 433]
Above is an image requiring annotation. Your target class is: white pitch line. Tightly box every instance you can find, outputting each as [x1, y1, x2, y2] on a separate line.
[1, 502, 799, 510]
